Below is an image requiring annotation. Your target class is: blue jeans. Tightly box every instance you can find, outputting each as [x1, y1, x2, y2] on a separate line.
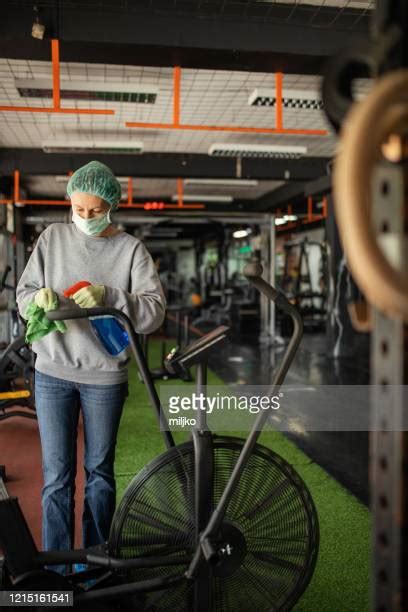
[34, 370, 128, 575]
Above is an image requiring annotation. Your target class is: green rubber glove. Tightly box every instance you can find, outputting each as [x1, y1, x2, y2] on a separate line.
[34, 288, 59, 312]
[71, 284, 105, 308]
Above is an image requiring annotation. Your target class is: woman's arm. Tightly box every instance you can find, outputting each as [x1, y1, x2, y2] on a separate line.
[16, 231, 47, 320]
[104, 243, 166, 334]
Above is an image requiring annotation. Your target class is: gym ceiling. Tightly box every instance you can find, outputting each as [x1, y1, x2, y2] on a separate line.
[0, 0, 373, 216]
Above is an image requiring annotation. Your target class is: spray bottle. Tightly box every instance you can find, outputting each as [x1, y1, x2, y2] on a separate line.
[63, 281, 129, 357]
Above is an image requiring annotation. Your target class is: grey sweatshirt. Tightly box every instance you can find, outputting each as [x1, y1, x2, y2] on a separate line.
[16, 223, 166, 384]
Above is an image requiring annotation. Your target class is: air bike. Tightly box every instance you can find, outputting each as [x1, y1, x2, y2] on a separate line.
[0, 261, 319, 611]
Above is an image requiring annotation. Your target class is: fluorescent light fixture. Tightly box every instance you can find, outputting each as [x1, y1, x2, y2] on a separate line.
[56, 175, 131, 184]
[171, 194, 234, 203]
[16, 79, 158, 104]
[275, 215, 298, 226]
[184, 179, 258, 187]
[208, 143, 307, 159]
[248, 88, 323, 110]
[233, 229, 252, 238]
[43, 140, 143, 154]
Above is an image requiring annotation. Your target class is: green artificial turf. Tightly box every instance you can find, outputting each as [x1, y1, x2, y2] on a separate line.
[114, 340, 370, 612]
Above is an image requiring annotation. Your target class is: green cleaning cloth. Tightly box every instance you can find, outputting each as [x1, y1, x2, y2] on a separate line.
[25, 302, 67, 344]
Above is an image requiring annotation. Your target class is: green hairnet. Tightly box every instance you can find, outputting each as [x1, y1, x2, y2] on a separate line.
[67, 161, 121, 211]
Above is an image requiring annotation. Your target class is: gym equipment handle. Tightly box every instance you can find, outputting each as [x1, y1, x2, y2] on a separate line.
[47, 307, 119, 321]
[243, 260, 299, 320]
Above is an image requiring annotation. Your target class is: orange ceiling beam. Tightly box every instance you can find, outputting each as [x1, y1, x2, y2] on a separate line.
[0, 40, 114, 116]
[275, 72, 283, 131]
[125, 121, 327, 136]
[301, 195, 328, 224]
[173, 66, 181, 126]
[307, 196, 313, 221]
[322, 196, 328, 218]
[14, 170, 20, 202]
[126, 67, 327, 136]
[122, 173, 205, 209]
[177, 178, 184, 208]
[276, 196, 328, 231]
[127, 177, 133, 206]
[5, 201, 205, 209]
[52, 38, 61, 110]
[7, 170, 204, 210]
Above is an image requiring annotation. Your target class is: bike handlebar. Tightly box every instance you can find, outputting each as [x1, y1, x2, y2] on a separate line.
[47, 307, 129, 323]
[243, 260, 302, 320]
[243, 259, 303, 388]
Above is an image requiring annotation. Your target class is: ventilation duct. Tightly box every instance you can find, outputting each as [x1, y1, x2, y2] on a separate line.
[208, 143, 307, 159]
[16, 79, 158, 104]
[248, 88, 323, 110]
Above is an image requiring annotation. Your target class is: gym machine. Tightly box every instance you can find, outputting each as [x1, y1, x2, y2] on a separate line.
[193, 259, 234, 328]
[323, 0, 408, 608]
[0, 266, 35, 483]
[0, 265, 35, 414]
[279, 237, 329, 332]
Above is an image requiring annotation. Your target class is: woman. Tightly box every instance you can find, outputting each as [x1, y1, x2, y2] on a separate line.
[16, 161, 166, 575]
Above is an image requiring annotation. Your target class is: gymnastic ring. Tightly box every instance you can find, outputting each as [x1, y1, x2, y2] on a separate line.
[333, 69, 408, 321]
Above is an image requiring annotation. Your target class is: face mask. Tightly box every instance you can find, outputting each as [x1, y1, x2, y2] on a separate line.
[72, 209, 111, 236]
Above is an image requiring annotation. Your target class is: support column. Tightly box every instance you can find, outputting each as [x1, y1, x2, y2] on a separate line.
[259, 215, 278, 344]
[371, 161, 408, 611]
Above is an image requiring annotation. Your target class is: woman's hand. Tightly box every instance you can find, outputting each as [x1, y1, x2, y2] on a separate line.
[71, 284, 105, 308]
[34, 288, 59, 311]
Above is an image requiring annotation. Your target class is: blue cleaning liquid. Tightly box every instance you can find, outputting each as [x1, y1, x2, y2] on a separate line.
[89, 316, 129, 356]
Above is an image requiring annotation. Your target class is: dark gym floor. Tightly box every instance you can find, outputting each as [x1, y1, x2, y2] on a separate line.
[205, 330, 370, 506]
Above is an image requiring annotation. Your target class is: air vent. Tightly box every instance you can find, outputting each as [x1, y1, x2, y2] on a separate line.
[248, 88, 323, 110]
[15, 79, 158, 104]
[208, 143, 307, 159]
[42, 140, 143, 154]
